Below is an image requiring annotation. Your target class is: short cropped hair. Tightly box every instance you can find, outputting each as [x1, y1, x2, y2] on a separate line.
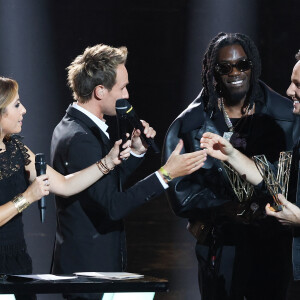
[67, 44, 128, 103]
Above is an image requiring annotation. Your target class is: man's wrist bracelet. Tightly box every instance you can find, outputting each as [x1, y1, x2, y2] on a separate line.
[12, 194, 30, 213]
[159, 166, 173, 182]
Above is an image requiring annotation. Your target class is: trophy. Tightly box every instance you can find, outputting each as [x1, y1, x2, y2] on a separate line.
[253, 151, 292, 211]
[222, 162, 254, 203]
[221, 161, 255, 220]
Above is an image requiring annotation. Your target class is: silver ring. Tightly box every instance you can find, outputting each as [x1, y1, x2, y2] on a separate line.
[44, 180, 49, 186]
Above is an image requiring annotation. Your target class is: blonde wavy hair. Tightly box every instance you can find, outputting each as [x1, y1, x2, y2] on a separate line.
[0, 77, 18, 115]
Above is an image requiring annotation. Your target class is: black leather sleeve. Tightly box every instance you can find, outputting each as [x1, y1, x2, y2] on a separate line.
[162, 117, 232, 219]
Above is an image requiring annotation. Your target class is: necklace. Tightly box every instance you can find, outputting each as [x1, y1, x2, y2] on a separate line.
[219, 98, 253, 140]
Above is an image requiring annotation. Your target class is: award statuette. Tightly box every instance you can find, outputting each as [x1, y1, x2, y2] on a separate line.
[221, 161, 256, 221]
[253, 151, 292, 211]
[222, 161, 254, 204]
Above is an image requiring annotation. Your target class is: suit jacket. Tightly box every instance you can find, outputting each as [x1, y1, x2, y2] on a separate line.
[50, 104, 165, 274]
[292, 138, 300, 279]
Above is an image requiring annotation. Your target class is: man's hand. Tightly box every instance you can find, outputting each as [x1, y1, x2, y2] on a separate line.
[131, 120, 156, 155]
[160, 139, 207, 181]
[200, 132, 234, 161]
[266, 194, 300, 226]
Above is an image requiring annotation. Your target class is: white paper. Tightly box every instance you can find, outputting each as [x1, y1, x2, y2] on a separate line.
[74, 272, 144, 280]
[13, 274, 77, 280]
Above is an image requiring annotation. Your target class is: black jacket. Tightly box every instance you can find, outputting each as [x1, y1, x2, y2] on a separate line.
[50, 104, 165, 274]
[163, 81, 300, 222]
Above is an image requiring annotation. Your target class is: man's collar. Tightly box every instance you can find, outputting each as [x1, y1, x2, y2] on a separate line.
[72, 102, 109, 138]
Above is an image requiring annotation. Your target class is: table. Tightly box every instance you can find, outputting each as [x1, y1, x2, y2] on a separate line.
[0, 275, 169, 295]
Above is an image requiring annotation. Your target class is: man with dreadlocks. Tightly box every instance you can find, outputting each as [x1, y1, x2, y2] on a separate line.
[163, 32, 299, 299]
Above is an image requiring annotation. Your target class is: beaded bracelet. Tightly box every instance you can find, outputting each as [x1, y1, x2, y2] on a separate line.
[12, 194, 30, 213]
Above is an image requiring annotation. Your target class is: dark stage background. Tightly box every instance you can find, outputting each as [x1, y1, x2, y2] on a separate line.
[0, 0, 300, 299]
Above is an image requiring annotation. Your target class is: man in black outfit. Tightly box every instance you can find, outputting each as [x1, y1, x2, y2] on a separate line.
[50, 44, 206, 300]
[264, 50, 300, 299]
[163, 33, 300, 299]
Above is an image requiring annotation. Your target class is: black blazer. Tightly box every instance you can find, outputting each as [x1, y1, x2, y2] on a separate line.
[50, 104, 164, 274]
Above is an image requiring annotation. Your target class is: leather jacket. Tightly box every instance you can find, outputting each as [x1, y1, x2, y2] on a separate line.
[163, 81, 300, 226]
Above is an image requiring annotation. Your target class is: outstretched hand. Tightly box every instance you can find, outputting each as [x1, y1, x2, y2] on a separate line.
[162, 139, 207, 179]
[200, 132, 234, 161]
[265, 194, 300, 226]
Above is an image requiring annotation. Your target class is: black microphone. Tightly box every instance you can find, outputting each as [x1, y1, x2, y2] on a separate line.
[35, 153, 47, 223]
[116, 107, 129, 151]
[115, 99, 160, 154]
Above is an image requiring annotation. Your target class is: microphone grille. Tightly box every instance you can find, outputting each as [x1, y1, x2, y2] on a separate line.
[115, 99, 131, 115]
[35, 153, 46, 163]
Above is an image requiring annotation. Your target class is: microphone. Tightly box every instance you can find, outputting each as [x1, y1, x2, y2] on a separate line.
[35, 153, 47, 223]
[115, 99, 160, 154]
[116, 107, 129, 151]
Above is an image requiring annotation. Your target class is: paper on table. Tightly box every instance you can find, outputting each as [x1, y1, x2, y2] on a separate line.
[74, 272, 144, 280]
[12, 274, 77, 280]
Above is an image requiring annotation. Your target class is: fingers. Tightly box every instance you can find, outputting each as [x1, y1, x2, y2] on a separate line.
[202, 132, 217, 139]
[119, 145, 131, 159]
[114, 139, 123, 146]
[187, 152, 207, 172]
[277, 194, 288, 206]
[140, 120, 156, 139]
[265, 203, 277, 217]
[202, 132, 225, 142]
[183, 149, 207, 162]
[36, 175, 50, 195]
[172, 139, 184, 155]
[122, 139, 131, 149]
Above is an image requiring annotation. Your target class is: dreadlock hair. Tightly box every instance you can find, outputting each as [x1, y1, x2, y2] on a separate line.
[201, 32, 262, 113]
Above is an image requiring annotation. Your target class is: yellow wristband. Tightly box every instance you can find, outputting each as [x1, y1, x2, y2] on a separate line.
[159, 166, 173, 182]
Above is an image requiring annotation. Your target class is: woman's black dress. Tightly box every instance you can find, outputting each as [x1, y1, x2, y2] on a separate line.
[0, 136, 35, 299]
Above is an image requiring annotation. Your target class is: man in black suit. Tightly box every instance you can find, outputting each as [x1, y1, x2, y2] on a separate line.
[51, 44, 206, 300]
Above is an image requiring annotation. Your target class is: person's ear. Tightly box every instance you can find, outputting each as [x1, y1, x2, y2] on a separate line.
[95, 85, 106, 99]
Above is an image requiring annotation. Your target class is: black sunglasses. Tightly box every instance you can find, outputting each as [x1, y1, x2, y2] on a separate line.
[215, 59, 252, 75]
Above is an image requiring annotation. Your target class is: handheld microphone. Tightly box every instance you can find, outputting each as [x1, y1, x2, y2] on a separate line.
[35, 153, 47, 223]
[116, 107, 129, 151]
[115, 99, 160, 154]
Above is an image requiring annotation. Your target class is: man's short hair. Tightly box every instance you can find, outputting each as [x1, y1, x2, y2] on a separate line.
[67, 44, 128, 103]
[295, 50, 300, 61]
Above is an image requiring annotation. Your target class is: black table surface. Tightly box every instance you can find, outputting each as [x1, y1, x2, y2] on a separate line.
[0, 275, 169, 294]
